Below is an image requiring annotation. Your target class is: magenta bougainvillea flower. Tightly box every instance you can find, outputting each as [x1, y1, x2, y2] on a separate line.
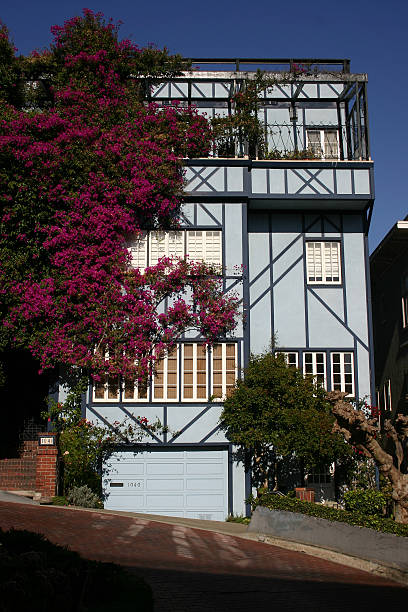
[0, 10, 240, 379]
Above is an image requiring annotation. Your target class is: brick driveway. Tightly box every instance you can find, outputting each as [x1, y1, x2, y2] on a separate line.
[0, 501, 406, 611]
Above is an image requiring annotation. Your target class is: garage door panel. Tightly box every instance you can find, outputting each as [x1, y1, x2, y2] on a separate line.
[146, 494, 184, 508]
[146, 479, 184, 491]
[108, 494, 145, 508]
[185, 451, 225, 460]
[105, 463, 144, 476]
[146, 462, 184, 475]
[186, 462, 224, 475]
[186, 494, 225, 508]
[186, 478, 224, 491]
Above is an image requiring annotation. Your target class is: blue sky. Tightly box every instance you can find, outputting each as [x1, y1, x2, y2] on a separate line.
[1, 0, 406, 251]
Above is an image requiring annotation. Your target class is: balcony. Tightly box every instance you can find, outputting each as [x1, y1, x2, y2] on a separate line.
[151, 57, 371, 164]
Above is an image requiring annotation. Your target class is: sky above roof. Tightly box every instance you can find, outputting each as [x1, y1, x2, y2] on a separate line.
[1, 0, 406, 251]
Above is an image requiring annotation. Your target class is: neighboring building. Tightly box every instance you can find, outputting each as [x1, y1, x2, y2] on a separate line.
[370, 218, 408, 418]
[57, 58, 375, 516]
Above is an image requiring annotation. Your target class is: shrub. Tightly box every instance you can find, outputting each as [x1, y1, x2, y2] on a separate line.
[253, 492, 408, 538]
[67, 485, 102, 508]
[343, 488, 387, 517]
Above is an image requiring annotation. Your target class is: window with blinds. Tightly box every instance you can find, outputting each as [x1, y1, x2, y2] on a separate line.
[150, 231, 184, 265]
[182, 343, 208, 400]
[187, 230, 222, 267]
[127, 230, 222, 271]
[303, 352, 326, 388]
[127, 232, 148, 271]
[331, 352, 354, 396]
[212, 343, 237, 400]
[306, 241, 341, 284]
[307, 129, 339, 159]
[153, 347, 179, 401]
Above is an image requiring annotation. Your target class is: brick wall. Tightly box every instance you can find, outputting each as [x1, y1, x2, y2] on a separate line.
[0, 435, 58, 498]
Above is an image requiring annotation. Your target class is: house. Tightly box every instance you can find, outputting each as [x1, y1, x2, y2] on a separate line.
[370, 218, 408, 418]
[57, 58, 375, 516]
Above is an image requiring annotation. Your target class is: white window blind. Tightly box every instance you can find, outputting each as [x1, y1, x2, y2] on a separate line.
[127, 232, 148, 271]
[149, 231, 184, 265]
[306, 242, 341, 284]
[186, 230, 222, 267]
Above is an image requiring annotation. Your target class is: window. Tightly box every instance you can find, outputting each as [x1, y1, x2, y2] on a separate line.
[303, 352, 326, 388]
[127, 232, 148, 271]
[93, 377, 120, 402]
[93, 342, 237, 402]
[152, 347, 179, 401]
[150, 231, 184, 266]
[186, 231, 222, 267]
[307, 129, 339, 159]
[306, 241, 341, 284]
[331, 352, 354, 396]
[123, 376, 148, 402]
[277, 352, 298, 368]
[182, 343, 208, 400]
[128, 230, 222, 271]
[212, 343, 237, 400]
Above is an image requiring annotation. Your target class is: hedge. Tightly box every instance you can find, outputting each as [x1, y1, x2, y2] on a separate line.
[253, 493, 408, 538]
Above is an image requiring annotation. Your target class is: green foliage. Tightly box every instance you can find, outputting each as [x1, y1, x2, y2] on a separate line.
[343, 488, 387, 517]
[264, 148, 317, 160]
[66, 485, 102, 508]
[51, 495, 68, 506]
[253, 493, 408, 538]
[220, 351, 350, 489]
[0, 528, 153, 611]
[226, 514, 250, 525]
[47, 374, 166, 494]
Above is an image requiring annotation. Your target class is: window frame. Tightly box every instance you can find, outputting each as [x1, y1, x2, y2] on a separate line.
[151, 346, 180, 403]
[211, 343, 238, 401]
[330, 352, 355, 397]
[128, 229, 223, 272]
[181, 343, 209, 402]
[306, 241, 342, 285]
[303, 352, 327, 388]
[306, 128, 340, 160]
[277, 352, 299, 368]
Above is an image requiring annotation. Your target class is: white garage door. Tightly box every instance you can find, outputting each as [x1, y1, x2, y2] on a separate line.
[103, 448, 229, 521]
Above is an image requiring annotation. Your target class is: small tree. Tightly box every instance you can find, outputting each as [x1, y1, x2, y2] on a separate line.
[327, 390, 408, 524]
[219, 352, 350, 492]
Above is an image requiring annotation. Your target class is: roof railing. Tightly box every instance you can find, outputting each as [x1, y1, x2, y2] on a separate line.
[188, 58, 351, 73]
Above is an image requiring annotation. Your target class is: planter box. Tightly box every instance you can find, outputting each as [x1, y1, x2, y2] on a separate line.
[248, 505, 408, 572]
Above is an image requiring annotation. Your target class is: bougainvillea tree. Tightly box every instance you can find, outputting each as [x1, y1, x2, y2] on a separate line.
[0, 10, 239, 383]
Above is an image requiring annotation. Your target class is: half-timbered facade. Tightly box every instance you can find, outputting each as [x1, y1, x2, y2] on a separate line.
[61, 59, 375, 518]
